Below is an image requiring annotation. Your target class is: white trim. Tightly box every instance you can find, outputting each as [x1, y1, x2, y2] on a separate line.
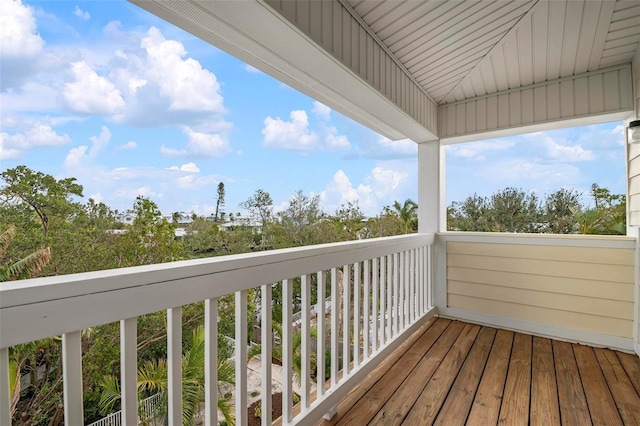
[440, 111, 631, 145]
[438, 231, 636, 248]
[438, 307, 635, 353]
[434, 235, 448, 311]
[289, 307, 437, 426]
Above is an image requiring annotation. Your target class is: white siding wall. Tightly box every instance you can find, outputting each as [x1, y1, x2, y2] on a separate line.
[438, 234, 636, 350]
[265, 0, 438, 138]
[438, 64, 633, 142]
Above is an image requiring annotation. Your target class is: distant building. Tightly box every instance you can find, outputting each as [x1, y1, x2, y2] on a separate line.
[218, 216, 262, 234]
[115, 210, 136, 225]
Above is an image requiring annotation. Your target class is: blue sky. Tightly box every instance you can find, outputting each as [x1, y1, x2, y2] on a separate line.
[0, 0, 626, 218]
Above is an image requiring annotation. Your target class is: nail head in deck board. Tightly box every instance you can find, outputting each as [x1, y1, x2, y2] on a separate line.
[332, 318, 450, 426]
[616, 351, 640, 397]
[466, 329, 514, 425]
[573, 344, 623, 426]
[432, 326, 497, 426]
[368, 320, 466, 425]
[498, 333, 533, 425]
[594, 348, 640, 425]
[553, 340, 592, 426]
[403, 323, 481, 425]
[530, 336, 560, 426]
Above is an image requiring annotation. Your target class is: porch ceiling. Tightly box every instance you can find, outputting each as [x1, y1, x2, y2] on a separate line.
[131, 0, 639, 141]
[348, 0, 640, 105]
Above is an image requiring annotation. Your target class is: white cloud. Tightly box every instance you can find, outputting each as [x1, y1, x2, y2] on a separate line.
[262, 109, 350, 154]
[312, 101, 331, 120]
[354, 136, 417, 159]
[161, 127, 231, 158]
[167, 162, 200, 173]
[320, 165, 412, 215]
[74, 5, 90, 20]
[446, 140, 514, 161]
[0, 0, 43, 56]
[63, 61, 125, 114]
[117, 141, 137, 150]
[64, 126, 111, 168]
[0, 0, 45, 89]
[0, 125, 71, 159]
[141, 27, 224, 113]
[543, 136, 595, 162]
[244, 64, 262, 73]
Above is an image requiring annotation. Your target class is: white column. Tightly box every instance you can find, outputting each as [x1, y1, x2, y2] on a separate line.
[120, 318, 138, 426]
[417, 140, 445, 233]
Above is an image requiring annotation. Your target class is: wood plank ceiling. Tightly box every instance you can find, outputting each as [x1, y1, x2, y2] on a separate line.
[346, 0, 640, 105]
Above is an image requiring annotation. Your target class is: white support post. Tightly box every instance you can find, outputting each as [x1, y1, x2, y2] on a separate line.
[235, 290, 248, 426]
[282, 279, 293, 423]
[317, 271, 326, 396]
[418, 140, 445, 233]
[260, 286, 272, 426]
[635, 228, 640, 356]
[386, 255, 393, 340]
[0, 348, 10, 426]
[205, 298, 218, 426]
[120, 318, 137, 426]
[62, 331, 83, 425]
[167, 307, 182, 426]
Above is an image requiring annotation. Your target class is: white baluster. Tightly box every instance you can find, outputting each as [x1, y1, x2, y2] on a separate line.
[282, 279, 293, 423]
[167, 307, 182, 426]
[205, 298, 218, 426]
[235, 291, 248, 426]
[120, 318, 137, 426]
[62, 331, 83, 425]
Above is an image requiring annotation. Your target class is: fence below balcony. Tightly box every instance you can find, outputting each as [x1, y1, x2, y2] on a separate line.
[0, 233, 435, 425]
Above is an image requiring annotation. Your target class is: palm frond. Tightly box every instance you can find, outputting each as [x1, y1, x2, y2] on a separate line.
[98, 375, 122, 414]
[1, 246, 51, 282]
[0, 225, 16, 258]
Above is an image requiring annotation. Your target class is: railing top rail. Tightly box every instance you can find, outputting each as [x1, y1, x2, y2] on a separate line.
[1, 233, 434, 348]
[438, 231, 636, 248]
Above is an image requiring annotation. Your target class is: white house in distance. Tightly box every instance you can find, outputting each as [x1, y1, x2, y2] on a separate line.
[218, 216, 263, 234]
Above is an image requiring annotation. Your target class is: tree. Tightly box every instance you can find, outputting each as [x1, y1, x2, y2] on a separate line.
[389, 199, 418, 234]
[543, 188, 581, 234]
[0, 166, 83, 237]
[214, 182, 226, 222]
[240, 189, 273, 247]
[274, 190, 324, 247]
[489, 187, 540, 233]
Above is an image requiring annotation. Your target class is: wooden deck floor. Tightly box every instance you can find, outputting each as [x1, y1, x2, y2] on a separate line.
[318, 317, 640, 426]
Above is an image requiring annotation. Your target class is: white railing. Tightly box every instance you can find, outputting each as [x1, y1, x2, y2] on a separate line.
[87, 393, 162, 426]
[0, 233, 435, 425]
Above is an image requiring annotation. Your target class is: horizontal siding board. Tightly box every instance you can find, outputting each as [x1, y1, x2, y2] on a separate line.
[448, 294, 633, 338]
[448, 280, 633, 320]
[447, 254, 634, 284]
[447, 267, 633, 302]
[447, 242, 635, 266]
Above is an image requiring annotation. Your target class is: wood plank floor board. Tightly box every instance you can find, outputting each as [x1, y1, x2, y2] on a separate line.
[498, 333, 533, 426]
[466, 329, 514, 424]
[368, 321, 466, 425]
[330, 318, 450, 426]
[594, 348, 640, 425]
[306, 318, 640, 426]
[553, 340, 592, 425]
[530, 336, 560, 426]
[432, 326, 497, 426]
[616, 351, 640, 397]
[573, 344, 623, 426]
[402, 323, 481, 425]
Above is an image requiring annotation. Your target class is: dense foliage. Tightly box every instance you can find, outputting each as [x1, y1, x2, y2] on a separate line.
[0, 165, 625, 424]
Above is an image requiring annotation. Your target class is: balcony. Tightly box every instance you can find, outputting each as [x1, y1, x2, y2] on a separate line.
[1, 232, 638, 425]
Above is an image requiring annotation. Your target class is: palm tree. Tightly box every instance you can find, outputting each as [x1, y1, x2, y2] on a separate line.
[0, 225, 51, 282]
[100, 325, 236, 426]
[391, 199, 418, 234]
